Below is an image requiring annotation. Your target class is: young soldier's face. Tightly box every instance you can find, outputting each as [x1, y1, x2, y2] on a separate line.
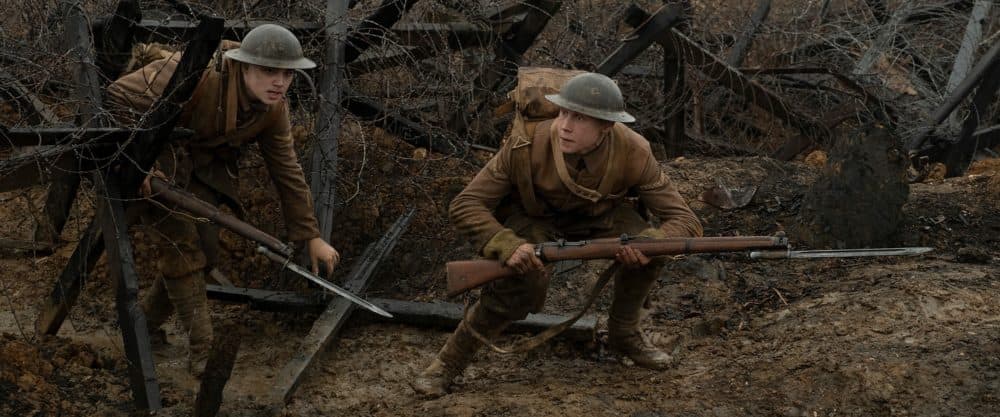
[554, 109, 612, 155]
[243, 64, 295, 105]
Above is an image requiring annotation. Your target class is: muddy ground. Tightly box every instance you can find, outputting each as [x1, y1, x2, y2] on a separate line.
[2, 135, 999, 416]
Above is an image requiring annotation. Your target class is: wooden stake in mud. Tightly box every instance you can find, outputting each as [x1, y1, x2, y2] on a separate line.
[310, 0, 349, 255]
[34, 0, 106, 247]
[35, 16, 225, 412]
[194, 322, 242, 417]
[269, 210, 414, 406]
[94, 170, 162, 411]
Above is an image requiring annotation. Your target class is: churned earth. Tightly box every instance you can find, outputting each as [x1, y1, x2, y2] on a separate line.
[2, 138, 999, 416]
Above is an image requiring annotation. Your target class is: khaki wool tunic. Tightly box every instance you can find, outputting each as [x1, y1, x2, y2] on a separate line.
[107, 50, 320, 242]
[450, 118, 703, 262]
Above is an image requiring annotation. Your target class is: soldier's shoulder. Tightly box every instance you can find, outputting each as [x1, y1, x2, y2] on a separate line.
[614, 123, 653, 154]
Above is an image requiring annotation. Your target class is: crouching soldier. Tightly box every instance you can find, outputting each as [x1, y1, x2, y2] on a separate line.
[412, 72, 703, 397]
[107, 24, 340, 375]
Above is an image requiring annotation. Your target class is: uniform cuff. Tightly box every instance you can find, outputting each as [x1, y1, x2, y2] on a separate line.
[481, 228, 527, 263]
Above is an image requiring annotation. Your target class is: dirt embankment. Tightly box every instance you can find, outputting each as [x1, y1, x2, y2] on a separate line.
[4, 149, 999, 416]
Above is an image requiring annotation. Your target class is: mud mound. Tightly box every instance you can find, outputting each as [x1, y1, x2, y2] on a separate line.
[0, 333, 130, 417]
[795, 124, 910, 248]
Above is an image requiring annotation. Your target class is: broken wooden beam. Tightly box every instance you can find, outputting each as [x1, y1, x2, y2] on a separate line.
[0, 144, 96, 193]
[0, 71, 60, 125]
[596, 3, 684, 76]
[34, 220, 103, 335]
[700, 0, 772, 124]
[1, 127, 140, 147]
[345, 46, 439, 75]
[94, 172, 161, 411]
[941, 55, 1000, 177]
[907, 38, 1000, 152]
[391, 22, 497, 50]
[343, 90, 460, 154]
[36, 0, 106, 246]
[853, 2, 915, 76]
[205, 286, 597, 342]
[95, 0, 142, 82]
[944, 0, 992, 128]
[269, 209, 414, 405]
[448, 0, 561, 137]
[726, 0, 771, 68]
[624, 5, 826, 160]
[0, 238, 55, 252]
[344, 0, 421, 63]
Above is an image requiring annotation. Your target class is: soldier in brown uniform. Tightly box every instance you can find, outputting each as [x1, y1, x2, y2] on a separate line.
[107, 24, 340, 374]
[412, 72, 703, 397]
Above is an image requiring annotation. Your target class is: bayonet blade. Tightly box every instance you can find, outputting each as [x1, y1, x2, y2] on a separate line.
[257, 246, 393, 318]
[751, 247, 933, 259]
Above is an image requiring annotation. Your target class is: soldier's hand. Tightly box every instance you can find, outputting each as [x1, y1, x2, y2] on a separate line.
[139, 168, 167, 197]
[308, 237, 340, 278]
[505, 243, 544, 274]
[615, 245, 651, 269]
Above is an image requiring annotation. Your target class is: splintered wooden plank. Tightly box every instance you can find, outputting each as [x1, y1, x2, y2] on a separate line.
[94, 172, 161, 411]
[596, 3, 684, 76]
[269, 210, 414, 405]
[205, 286, 597, 342]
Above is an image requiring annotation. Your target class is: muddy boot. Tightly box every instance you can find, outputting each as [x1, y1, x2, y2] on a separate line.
[140, 277, 173, 348]
[411, 304, 509, 398]
[163, 270, 213, 377]
[608, 265, 674, 370]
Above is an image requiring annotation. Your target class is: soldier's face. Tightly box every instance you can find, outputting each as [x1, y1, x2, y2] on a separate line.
[243, 64, 295, 105]
[554, 109, 612, 155]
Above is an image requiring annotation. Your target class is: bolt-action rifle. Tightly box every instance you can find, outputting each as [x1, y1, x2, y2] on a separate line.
[445, 235, 932, 297]
[147, 177, 392, 318]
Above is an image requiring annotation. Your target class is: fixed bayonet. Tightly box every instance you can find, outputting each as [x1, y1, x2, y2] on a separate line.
[750, 247, 933, 259]
[257, 246, 393, 318]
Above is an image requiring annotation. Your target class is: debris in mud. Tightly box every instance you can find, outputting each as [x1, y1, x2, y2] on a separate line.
[0, 334, 129, 417]
[955, 246, 992, 264]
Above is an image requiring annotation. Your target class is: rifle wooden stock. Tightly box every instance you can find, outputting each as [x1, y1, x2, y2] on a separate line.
[148, 177, 294, 257]
[445, 235, 787, 297]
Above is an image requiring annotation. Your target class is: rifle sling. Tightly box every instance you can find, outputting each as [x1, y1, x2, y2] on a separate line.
[463, 263, 620, 354]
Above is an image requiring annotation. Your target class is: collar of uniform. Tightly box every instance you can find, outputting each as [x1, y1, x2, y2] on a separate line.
[549, 122, 609, 202]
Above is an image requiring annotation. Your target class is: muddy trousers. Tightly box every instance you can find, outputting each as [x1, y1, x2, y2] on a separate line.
[138, 179, 219, 374]
[415, 207, 668, 396]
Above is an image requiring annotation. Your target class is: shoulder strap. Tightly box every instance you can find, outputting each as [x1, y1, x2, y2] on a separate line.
[508, 117, 546, 216]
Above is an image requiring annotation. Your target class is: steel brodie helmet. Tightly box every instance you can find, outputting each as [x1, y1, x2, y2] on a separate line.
[224, 24, 316, 69]
[544, 72, 635, 123]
